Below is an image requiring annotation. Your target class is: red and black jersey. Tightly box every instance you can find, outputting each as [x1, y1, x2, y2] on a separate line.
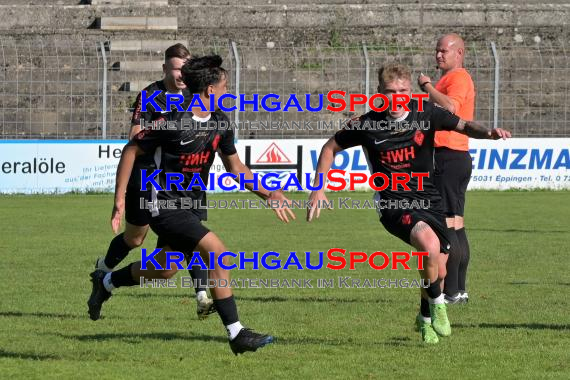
[129, 80, 191, 188]
[132, 110, 236, 219]
[334, 100, 460, 208]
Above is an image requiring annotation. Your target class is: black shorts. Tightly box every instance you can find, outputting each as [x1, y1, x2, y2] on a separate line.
[149, 208, 210, 253]
[379, 207, 452, 254]
[434, 147, 472, 217]
[125, 186, 151, 226]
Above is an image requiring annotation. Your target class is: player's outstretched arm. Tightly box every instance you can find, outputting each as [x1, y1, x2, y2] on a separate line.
[111, 142, 143, 233]
[418, 72, 457, 114]
[220, 152, 296, 223]
[455, 119, 512, 140]
[307, 137, 343, 222]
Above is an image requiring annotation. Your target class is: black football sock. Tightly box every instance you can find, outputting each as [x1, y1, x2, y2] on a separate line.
[104, 233, 132, 269]
[215, 295, 244, 340]
[214, 295, 239, 326]
[443, 227, 460, 297]
[420, 297, 431, 318]
[110, 263, 139, 288]
[425, 279, 442, 300]
[456, 227, 470, 292]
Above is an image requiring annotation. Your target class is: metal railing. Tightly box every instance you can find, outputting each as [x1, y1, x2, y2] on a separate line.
[0, 38, 567, 139]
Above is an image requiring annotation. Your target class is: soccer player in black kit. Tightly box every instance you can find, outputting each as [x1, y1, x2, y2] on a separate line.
[92, 43, 215, 319]
[88, 55, 295, 355]
[307, 64, 510, 344]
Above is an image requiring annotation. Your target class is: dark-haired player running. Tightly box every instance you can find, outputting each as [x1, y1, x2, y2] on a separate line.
[93, 43, 215, 319]
[307, 64, 510, 344]
[88, 54, 295, 355]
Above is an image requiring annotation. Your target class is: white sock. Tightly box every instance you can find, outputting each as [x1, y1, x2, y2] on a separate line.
[428, 294, 445, 305]
[421, 316, 431, 323]
[103, 272, 115, 292]
[97, 257, 113, 273]
[196, 290, 208, 301]
[226, 321, 244, 340]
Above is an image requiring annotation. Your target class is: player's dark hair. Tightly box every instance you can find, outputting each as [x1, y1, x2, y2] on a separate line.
[181, 55, 227, 95]
[164, 43, 191, 62]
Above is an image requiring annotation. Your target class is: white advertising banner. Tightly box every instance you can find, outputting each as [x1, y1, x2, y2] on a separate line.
[0, 138, 568, 194]
[239, 138, 570, 190]
[0, 140, 126, 194]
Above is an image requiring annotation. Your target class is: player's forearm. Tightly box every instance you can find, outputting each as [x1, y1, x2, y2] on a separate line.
[114, 143, 138, 202]
[230, 162, 273, 200]
[456, 119, 493, 139]
[424, 84, 456, 114]
[312, 142, 337, 191]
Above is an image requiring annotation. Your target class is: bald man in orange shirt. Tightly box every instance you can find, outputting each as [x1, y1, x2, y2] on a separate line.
[418, 33, 474, 304]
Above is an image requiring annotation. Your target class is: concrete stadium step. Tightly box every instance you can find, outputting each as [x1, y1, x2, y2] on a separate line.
[0, 1, 79, 4]
[98, 17, 177, 31]
[89, 0, 168, 6]
[107, 39, 188, 51]
[0, 4, 566, 34]
[113, 60, 163, 71]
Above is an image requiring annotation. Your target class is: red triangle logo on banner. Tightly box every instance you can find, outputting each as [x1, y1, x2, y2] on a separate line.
[255, 142, 292, 163]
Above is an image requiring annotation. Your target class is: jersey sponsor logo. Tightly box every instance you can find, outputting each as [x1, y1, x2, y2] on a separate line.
[375, 138, 389, 145]
[180, 138, 196, 146]
[179, 151, 211, 169]
[255, 142, 291, 164]
[380, 146, 415, 164]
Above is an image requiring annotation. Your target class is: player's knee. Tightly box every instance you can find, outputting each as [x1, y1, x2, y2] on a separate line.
[124, 235, 145, 248]
[438, 262, 447, 280]
[124, 225, 148, 248]
[423, 242, 441, 269]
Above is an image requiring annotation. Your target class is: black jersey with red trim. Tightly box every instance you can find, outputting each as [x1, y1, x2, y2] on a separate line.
[132, 110, 236, 218]
[129, 80, 191, 188]
[334, 100, 460, 207]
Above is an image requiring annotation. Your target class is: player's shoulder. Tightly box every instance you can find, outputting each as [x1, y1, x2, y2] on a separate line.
[417, 99, 436, 112]
[213, 109, 231, 123]
[143, 80, 166, 93]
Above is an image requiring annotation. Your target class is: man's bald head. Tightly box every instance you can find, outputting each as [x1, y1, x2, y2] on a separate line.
[435, 33, 465, 73]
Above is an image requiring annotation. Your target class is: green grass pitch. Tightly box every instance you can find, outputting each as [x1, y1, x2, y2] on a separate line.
[0, 191, 569, 379]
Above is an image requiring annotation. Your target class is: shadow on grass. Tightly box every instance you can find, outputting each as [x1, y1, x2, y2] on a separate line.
[122, 293, 391, 304]
[0, 310, 87, 320]
[469, 228, 568, 234]
[453, 322, 569, 331]
[508, 281, 570, 286]
[272, 335, 415, 348]
[0, 349, 58, 361]
[53, 332, 227, 344]
[53, 331, 415, 348]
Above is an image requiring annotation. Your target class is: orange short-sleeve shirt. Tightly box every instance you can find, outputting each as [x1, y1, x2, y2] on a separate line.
[434, 68, 475, 151]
